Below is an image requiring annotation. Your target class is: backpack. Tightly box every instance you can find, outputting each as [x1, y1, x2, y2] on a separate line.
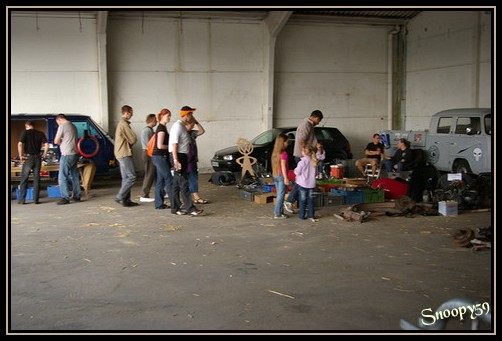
[146, 133, 156, 157]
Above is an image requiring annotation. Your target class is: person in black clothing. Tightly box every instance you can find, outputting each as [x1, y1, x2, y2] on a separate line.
[355, 133, 384, 177]
[17, 120, 49, 204]
[384, 138, 413, 173]
[407, 149, 439, 202]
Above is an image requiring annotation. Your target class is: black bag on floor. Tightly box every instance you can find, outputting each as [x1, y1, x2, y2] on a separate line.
[209, 171, 236, 186]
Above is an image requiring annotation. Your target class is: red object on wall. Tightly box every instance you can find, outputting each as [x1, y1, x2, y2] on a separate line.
[371, 178, 409, 200]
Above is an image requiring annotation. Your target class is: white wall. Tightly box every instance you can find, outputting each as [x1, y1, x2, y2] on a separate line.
[10, 13, 101, 122]
[405, 11, 492, 130]
[274, 23, 391, 159]
[106, 16, 266, 171]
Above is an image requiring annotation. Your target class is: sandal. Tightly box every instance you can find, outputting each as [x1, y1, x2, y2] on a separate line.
[193, 198, 209, 204]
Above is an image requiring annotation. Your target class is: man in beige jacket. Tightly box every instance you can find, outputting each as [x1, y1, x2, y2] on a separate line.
[114, 105, 139, 207]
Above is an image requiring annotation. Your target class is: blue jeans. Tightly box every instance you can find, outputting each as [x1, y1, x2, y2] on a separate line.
[116, 156, 136, 202]
[58, 154, 81, 201]
[188, 167, 199, 194]
[317, 161, 324, 176]
[298, 186, 314, 219]
[151, 155, 173, 209]
[385, 160, 405, 173]
[273, 174, 287, 216]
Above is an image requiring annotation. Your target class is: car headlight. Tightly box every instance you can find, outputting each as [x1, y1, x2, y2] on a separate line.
[223, 155, 233, 161]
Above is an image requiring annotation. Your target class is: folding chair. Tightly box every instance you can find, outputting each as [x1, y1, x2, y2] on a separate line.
[365, 162, 382, 182]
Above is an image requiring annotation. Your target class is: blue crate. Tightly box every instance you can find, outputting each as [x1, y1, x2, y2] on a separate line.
[345, 191, 365, 205]
[330, 188, 346, 196]
[47, 185, 61, 198]
[16, 187, 34, 201]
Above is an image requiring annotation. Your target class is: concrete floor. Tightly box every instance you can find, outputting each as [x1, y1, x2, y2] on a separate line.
[9, 174, 493, 333]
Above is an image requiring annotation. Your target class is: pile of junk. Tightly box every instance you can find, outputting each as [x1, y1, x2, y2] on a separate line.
[334, 171, 492, 223]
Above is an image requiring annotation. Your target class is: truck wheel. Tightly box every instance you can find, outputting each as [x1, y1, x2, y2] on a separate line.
[453, 160, 472, 173]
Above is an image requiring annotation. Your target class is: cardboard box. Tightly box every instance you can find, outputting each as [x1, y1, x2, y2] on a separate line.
[254, 192, 276, 204]
[438, 201, 458, 216]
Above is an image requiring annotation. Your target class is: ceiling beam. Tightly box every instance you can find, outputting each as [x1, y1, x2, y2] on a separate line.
[264, 11, 293, 37]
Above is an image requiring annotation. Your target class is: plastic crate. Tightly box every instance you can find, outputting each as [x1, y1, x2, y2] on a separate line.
[345, 190, 365, 205]
[16, 187, 34, 201]
[312, 192, 324, 208]
[330, 188, 347, 196]
[364, 189, 385, 203]
[323, 193, 345, 206]
[240, 190, 255, 202]
[47, 185, 62, 198]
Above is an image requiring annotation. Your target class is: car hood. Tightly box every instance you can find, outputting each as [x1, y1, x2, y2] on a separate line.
[214, 145, 239, 156]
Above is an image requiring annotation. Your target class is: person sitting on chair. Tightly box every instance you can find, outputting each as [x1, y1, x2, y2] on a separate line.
[384, 138, 413, 173]
[355, 133, 384, 177]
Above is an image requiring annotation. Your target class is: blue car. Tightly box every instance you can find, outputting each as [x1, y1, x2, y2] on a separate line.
[11, 114, 117, 177]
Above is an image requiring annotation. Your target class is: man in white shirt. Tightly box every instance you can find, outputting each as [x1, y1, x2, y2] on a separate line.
[169, 106, 203, 216]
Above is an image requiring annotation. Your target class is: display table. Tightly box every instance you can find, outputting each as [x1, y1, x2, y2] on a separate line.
[10, 162, 96, 195]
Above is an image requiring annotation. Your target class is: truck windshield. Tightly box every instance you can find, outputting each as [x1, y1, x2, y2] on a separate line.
[484, 114, 491, 135]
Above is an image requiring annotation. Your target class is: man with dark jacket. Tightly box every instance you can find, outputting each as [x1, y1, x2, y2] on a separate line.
[17, 120, 49, 204]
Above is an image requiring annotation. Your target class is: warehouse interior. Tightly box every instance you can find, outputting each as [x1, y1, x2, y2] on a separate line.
[8, 7, 493, 334]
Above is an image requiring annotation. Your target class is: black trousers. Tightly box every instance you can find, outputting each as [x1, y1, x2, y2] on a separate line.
[169, 153, 196, 213]
[19, 155, 42, 202]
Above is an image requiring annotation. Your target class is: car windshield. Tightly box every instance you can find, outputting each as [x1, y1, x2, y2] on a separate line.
[251, 129, 283, 145]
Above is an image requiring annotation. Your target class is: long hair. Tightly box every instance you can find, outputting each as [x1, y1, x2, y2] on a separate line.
[271, 134, 289, 177]
[305, 146, 319, 167]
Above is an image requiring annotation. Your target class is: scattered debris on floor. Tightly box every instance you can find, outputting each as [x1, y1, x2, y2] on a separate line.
[453, 226, 492, 251]
[334, 208, 369, 223]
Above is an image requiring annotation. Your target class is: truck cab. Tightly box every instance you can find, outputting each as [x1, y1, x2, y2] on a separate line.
[10, 114, 117, 177]
[426, 108, 491, 174]
[382, 108, 491, 174]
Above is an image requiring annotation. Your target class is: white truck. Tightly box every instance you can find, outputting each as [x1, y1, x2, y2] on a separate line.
[382, 108, 492, 174]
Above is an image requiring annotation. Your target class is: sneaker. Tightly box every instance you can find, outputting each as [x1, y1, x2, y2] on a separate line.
[274, 214, 288, 219]
[57, 198, 70, 205]
[73, 197, 81, 202]
[189, 209, 204, 216]
[283, 202, 294, 214]
[155, 204, 168, 210]
[124, 200, 139, 207]
[174, 210, 187, 215]
[140, 196, 155, 203]
[309, 218, 319, 222]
